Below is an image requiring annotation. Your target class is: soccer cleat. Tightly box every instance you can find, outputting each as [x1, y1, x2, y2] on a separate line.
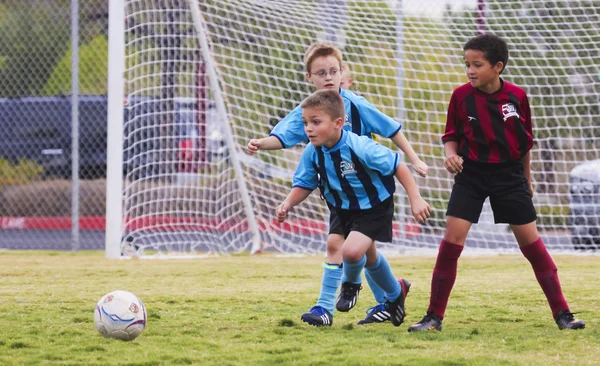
[357, 278, 411, 325]
[357, 304, 390, 325]
[336, 282, 362, 312]
[407, 311, 443, 332]
[555, 310, 585, 330]
[384, 278, 411, 326]
[301, 306, 333, 327]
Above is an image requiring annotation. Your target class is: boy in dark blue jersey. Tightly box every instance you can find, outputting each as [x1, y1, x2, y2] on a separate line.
[276, 89, 431, 327]
[248, 43, 428, 326]
[408, 34, 585, 333]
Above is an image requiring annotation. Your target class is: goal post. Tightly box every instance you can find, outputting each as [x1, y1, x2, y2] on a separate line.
[105, 0, 125, 259]
[186, 0, 261, 254]
[107, 0, 600, 258]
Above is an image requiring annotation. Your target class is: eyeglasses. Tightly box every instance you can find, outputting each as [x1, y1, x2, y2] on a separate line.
[309, 69, 342, 78]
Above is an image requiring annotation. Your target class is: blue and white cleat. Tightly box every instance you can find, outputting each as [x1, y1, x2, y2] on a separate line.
[301, 306, 333, 327]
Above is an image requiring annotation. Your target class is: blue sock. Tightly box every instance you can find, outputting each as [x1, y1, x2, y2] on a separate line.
[315, 263, 342, 315]
[364, 252, 400, 302]
[365, 269, 386, 304]
[342, 255, 366, 285]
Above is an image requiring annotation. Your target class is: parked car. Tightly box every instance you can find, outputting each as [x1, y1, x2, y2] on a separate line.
[0, 96, 225, 180]
[0, 96, 108, 179]
[568, 159, 600, 250]
[174, 98, 226, 170]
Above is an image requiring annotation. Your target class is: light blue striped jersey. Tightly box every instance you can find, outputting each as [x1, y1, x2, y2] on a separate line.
[293, 130, 400, 210]
[270, 89, 401, 147]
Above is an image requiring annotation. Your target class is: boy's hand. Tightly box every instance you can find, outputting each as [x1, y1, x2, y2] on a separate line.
[412, 159, 428, 177]
[444, 155, 463, 174]
[410, 197, 431, 224]
[247, 139, 261, 155]
[275, 202, 291, 222]
[528, 182, 535, 197]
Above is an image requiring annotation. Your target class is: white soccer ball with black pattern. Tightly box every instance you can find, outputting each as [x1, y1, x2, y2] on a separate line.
[94, 290, 147, 341]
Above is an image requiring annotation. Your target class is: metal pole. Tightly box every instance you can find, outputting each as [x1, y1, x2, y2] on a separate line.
[105, 0, 125, 258]
[71, 0, 80, 251]
[322, 0, 347, 45]
[395, 0, 408, 240]
[187, 0, 261, 253]
[477, 0, 486, 35]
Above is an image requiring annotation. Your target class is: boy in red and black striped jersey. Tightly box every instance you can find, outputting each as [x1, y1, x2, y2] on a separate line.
[408, 34, 585, 332]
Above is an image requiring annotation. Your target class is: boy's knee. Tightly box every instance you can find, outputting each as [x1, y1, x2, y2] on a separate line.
[342, 247, 364, 263]
[325, 234, 344, 263]
[326, 234, 344, 250]
[443, 234, 466, 245]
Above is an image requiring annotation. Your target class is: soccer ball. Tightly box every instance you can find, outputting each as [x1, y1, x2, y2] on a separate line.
[94, 290, 147, 341]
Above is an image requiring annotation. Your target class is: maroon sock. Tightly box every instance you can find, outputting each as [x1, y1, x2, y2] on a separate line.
[520, 237, 569, 318]
[427, 240, 464, 320]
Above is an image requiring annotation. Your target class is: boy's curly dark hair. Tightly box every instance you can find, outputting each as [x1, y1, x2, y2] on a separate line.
[464, 34, 509, 74]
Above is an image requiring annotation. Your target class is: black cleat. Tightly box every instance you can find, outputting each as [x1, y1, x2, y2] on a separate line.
[555, 310, 585, 330]
[357, 277, 411, 325]
[384, 278, 411, 326]
[336, 282, 362, 312]
[357, 304, 390, 325]
[301, 305, 333, 327]
[407, 311, 443, 332]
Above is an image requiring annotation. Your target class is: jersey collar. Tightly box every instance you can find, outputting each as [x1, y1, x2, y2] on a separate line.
[473, 78, 505, 97]
[322, 129, 347, 153]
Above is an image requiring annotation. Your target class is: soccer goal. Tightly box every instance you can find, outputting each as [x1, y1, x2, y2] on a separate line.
[106, 0, 600, 258]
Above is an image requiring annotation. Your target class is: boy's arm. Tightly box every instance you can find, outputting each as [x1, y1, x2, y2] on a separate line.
[349, 93, 428, 177]
[522, 150, 534, 197]
[276, 187, 313, 222]
[389, 131, 428, 177]
[247, 136, 283, 155]
[394, 163, 431, 224]
[521, 94, 534, 197]
[247, 106, 307, 154]
[444, 141, 463, 174]
[277, 144, 318, 222]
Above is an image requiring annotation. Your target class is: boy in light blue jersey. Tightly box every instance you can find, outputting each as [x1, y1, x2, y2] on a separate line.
[248, 43, 428, 326]
[276, 89, 431, 327]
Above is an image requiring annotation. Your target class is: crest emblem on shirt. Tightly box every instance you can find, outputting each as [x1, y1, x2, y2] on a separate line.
[340, 161, 357, 177]
[343, 113, 351, 127]
[501, 103, 519, 121]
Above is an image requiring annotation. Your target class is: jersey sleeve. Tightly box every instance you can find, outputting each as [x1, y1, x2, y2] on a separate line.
[522, 94, 533, 140]
[352, 135, 399, 176]
[352, 95, 401, 138]
[292, 144, 318, 190]
[441, 91, 459, 144]
[269, 105, 308, 148]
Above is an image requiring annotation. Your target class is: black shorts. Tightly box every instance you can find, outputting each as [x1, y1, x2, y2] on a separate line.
[327, 205, 345, 236]
[446, 159, 537, 225]
[333, 197, 394, 242]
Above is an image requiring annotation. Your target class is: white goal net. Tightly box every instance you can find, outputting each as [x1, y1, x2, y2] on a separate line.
[111, 0, 600, 257]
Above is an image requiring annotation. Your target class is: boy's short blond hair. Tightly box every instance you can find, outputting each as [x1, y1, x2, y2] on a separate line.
[303, 43, 343, 73]
[342, 62, 351, 74]
[301, 89, 345, 121]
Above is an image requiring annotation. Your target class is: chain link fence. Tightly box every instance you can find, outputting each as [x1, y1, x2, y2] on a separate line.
[0, 0, 108, 249]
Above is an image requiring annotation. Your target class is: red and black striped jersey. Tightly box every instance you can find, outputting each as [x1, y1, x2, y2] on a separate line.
[442, 79, 534, 164]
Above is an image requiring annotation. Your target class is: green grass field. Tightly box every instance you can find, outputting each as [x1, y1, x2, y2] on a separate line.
[0, 251, 598, 365]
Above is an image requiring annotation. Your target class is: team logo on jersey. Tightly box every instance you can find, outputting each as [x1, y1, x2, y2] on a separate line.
[340, 161, 357, 177]
[343, 113, 351, 127]
[501, 103, 519, 121]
